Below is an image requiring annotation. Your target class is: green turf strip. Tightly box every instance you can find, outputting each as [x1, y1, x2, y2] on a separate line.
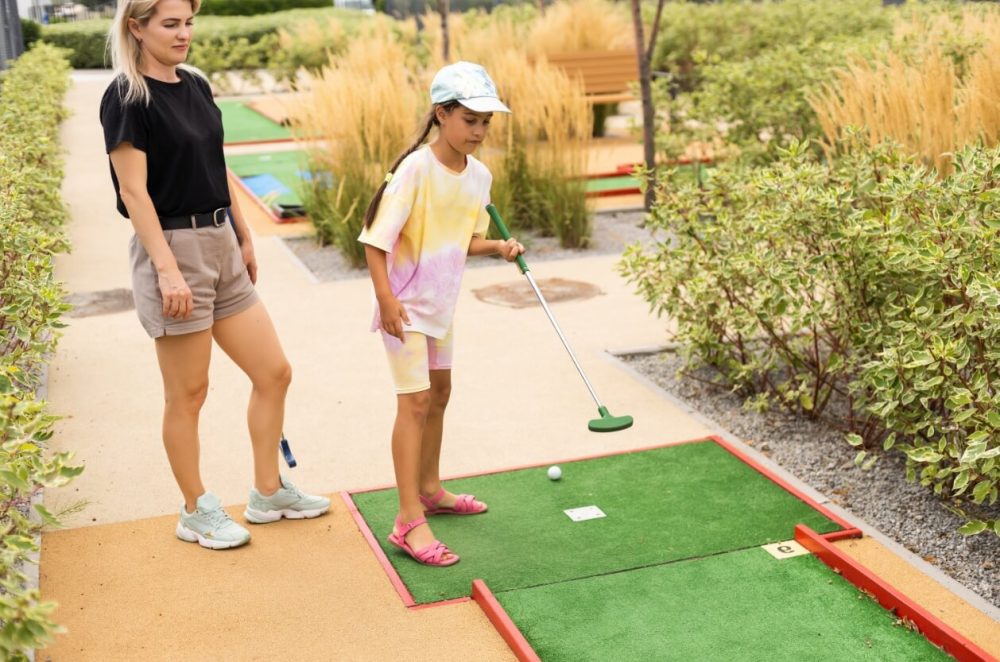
[225, 150, 305, 207]
[496, 547, 949, 661]
[352, 440, 841, 604]
[217, 100, 292, 144]
[585, 174, 640, 193]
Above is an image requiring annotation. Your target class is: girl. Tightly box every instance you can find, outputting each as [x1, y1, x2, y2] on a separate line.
[100, 0, 329, 549]
[360, 61, 525, 567]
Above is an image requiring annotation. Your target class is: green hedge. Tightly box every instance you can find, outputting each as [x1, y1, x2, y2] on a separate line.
[0, 44, 83, 660]
[652, 0, 894, 94]
[199, 0, 331, 15]
[39, 7, 365, 70]
[621, 138, 1000, 535]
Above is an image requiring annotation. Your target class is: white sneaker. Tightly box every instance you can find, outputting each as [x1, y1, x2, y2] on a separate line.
[176, 492, 251, 550]
[244, 476, 330, 524]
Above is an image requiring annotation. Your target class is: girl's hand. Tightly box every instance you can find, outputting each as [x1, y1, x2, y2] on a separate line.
[378, 294, 411, 341]
[240, 238, 258, 285]
[157, 266, 193, 319]
[498, 237, 525, 262]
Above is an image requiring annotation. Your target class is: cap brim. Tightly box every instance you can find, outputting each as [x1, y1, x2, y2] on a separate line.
[458, 97, 511, 113]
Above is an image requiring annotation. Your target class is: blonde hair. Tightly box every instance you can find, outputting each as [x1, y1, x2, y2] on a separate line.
[107, 0, 203, 105]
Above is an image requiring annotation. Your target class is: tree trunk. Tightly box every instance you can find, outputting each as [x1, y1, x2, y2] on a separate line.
[437, 0, 450, 62]
[630, 0, 666, 211]
[630, 0, 656, 211]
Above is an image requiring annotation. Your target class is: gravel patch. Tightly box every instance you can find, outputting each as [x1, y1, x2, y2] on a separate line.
[282, 209, 654, 282]
[625, 351, 1000, 609]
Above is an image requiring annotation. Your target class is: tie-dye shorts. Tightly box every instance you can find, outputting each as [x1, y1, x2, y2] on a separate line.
[380, 327, 454, 394]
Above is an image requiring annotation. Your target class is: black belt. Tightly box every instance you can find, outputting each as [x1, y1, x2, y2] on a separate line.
[159, 207, 228, 230]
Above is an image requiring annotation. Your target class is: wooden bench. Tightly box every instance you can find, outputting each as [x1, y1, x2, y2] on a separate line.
[544, 49, 638, 105]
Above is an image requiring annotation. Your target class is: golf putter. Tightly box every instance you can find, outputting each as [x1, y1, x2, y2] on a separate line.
[486, 204, 633, 433]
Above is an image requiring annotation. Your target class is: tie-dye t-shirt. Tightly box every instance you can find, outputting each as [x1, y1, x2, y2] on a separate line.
[358, 146, 492, 338]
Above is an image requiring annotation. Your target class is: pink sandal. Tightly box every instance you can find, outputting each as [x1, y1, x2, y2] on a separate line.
[420, 488, 488, 516]
[387, 516, 459, 567]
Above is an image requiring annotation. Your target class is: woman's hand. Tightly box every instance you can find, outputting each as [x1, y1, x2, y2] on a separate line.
[157, 266, 193, 319]
[378, 293, 411, 341]
[240, 238, 258, 285]
[498, 237, 525, 262]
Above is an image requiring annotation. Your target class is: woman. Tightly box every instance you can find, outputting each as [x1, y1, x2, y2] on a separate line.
[100, 0, 328, 549]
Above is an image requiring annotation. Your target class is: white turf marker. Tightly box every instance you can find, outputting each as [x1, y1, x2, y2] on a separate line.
[762, 540, 810, 560]
[564, 506, 606, 522]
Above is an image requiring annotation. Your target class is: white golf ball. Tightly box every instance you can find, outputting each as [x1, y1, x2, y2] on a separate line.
[547, 465, 562, 481]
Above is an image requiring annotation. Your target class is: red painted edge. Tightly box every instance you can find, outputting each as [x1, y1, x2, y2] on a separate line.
[709, 435, 855, 532]
[339, 491, 416, 607]
[226, 168, 305, 225]
[223, 136, 296, 147]
[586, 186, 641, 198]
[796, 525, 997, 662]
[409, 596, 471, 610]
[472, 579, 542, 662]
[821, 528, 864, 542]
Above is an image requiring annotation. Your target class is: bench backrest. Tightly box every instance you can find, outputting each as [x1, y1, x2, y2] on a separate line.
[544, 49, 638, 95]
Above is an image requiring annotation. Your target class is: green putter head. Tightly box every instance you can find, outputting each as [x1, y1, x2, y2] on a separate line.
[588, 406, 634, 433]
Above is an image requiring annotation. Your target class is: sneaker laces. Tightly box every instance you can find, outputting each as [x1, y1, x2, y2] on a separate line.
[202, 506, 235, 529]
[282, 480, 306, 501]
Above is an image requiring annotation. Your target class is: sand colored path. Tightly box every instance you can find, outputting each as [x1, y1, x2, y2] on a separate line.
[39, 71, 997, 660]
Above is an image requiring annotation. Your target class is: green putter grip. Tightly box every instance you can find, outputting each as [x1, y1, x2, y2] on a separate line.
[486, 204, 529, 274]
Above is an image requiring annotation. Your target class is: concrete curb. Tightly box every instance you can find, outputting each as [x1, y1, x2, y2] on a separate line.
[606, 347, 1000, 624]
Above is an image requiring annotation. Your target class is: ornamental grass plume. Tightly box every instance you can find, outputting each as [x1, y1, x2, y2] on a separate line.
[288, 20, 424, 264]
[809, 9, 1000, 175]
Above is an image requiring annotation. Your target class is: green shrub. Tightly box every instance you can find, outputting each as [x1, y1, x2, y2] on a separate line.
[620, 137, 1000, 534]
[659, 38, 878, 166]
[0, 44, 83, 660]
[652, 0, 894, 94]
[39, 8, 367, 71]
[198, 0, 331, 16]
[847, 145, 1000, 534]
[19, 20, 41, 50]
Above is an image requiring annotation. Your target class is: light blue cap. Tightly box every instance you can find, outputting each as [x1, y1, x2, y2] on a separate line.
[430, 61, 511, 114]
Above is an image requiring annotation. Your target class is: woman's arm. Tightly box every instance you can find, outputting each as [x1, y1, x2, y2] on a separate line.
[364, 243, 410, 341]
[226, 178, 258, 284]
[109, 143, 193, 319]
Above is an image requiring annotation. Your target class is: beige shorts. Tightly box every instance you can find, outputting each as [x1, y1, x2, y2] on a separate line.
[129, 224, 259, 338]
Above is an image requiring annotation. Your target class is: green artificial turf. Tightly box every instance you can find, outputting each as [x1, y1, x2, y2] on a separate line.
[496, 547, 950, 662]
[225, 150, 306, 207]
[217, 100, 292, 144]
[585, 174, 640, 193]
[352, 440, 841, 604]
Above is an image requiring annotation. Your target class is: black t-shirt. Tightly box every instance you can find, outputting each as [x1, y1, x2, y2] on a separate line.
[99, 69, 230, 219]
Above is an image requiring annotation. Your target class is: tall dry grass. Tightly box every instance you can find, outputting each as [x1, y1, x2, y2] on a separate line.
[524, 0, 631, 59]
[289, 21, 425, 264]
[479, 49, 593, 246]
[810, 9, 1000, 174]
[418, 0, 631, 66]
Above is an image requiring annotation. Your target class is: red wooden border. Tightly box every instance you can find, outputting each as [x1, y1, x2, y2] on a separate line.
[227, 169, 306, 225]
[795, 525, 997, 662]
[339, 491, 417, 607]
[472, 580, 542, 662]
[224, 137, 296, 148]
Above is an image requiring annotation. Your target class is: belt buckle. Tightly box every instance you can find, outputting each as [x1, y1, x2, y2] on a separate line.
[212, 207, 227, 227]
